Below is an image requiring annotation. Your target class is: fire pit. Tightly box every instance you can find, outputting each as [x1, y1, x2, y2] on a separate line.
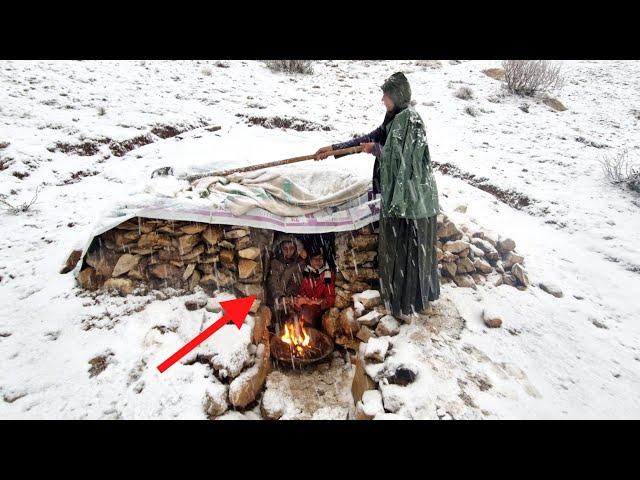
[270, 320, 334, 368]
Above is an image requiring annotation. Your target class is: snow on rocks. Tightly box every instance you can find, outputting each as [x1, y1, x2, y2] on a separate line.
[202, 381, 229, 418]
[364, 337, 389, 363]
[361, 389, 385, 417]
[375, 315, 400, 337]
[437, 214, 530, 289]
[539, 281, 564, 298]
[353, 290, 382, 309]
[482, 305, 503, 328]
[356, 309, 383, 328]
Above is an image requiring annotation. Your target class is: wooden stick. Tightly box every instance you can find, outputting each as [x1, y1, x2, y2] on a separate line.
[183, 145, 365, 182]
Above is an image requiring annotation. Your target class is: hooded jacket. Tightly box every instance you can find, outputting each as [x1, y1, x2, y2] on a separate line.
[267, 233, 306, 304]
[379, 107, 439, 219]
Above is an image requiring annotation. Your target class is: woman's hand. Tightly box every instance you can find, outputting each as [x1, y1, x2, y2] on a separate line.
[314, 146, 333, 161]
[360, 142, 375, 154]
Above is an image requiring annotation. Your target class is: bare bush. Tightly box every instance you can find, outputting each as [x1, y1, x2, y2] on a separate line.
[0, 185, 42, 214]
[464, 106, 479, 117]
[503, 60, 564, 96]
[265, 60, 314, 75]
[415, 60, 442, 69]
[600, 149, 640, 193]
[97, 106, 106, 116]
[455, 86, 474, 100]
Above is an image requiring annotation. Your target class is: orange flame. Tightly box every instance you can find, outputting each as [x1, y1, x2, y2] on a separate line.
[281, 320, 311, 355]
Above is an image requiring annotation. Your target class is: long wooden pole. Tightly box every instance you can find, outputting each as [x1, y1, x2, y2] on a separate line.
[183, 145, 365, 182]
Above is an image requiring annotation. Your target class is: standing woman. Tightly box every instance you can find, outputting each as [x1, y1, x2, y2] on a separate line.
[314, 72, 440, 319]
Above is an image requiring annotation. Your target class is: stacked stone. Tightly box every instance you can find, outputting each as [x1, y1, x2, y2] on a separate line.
[76, 217, 272, 313]
[202, 305, 273, 418]
[436, 214, 529, 290]
[321, 225, 389, 354]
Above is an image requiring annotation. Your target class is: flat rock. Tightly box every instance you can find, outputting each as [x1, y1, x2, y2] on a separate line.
[482, 306, 503, 328]
[443, 240, 471, 254]
[512, 263, 529, 287]
[356, 310, 383, 327]
[238, 247, 260, 260]
[496, 238, 516, 254]
[539, 281, 563, 298]
[111, 254, 141, 277]
[364, 337, 389, 363]
[375, 315, 400, 336]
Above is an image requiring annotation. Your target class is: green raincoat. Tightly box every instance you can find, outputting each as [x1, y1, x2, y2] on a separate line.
[379, 107, 439, 219]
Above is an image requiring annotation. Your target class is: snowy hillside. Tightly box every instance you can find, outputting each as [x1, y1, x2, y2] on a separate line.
[1, 60, 639, 419]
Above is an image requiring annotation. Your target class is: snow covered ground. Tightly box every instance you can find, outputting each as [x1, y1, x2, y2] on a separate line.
[1, 60, 639, 419]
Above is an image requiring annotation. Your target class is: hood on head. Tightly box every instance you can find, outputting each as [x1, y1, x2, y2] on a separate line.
[381, 72, 412, 109]
[273, 233, 303, 260]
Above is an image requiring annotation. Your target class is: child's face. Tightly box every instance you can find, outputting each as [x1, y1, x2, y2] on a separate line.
[282, 241, 296, 260]
[310, 254, 324, 270]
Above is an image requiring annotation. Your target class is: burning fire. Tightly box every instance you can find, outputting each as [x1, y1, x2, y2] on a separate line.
[281, 320, 311, 356]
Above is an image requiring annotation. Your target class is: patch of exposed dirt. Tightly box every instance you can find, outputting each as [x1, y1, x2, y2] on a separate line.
[238, 114, 332, 132]
[48, 141, 102, 156]
[433, 161, 535, 211]
[57, 170, 100, 186]
[88, 351, 114, 378]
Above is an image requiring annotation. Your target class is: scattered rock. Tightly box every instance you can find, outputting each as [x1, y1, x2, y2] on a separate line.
[442, 261, 458, 278]
[353, 290, 382, 309]
[539, 282, 563, 298]
[503, 252, 524, 269]
[502, 273, 518, 287]
[542, 96, 567, 112]
[356, 325, 374, 342]
[443, 240, 471, 254]
[380, 383, 405, 414]
[185, 298, 208, 311]
[361, 390, 385, 417]
[453, 274, 476, 289]
[437, 221, 462, 240]
[511, 263, 529, 287]
[496, 238, 516, 254]
[456, 257, 476, 274]
[356, 310, 383, 328]
[375, 315, 400, 336]
[482, 68, 505, 81]
[228, 344, 270, 408]
[260, 388, 286, 420]
[473, 257, 493, 274]
[471, 238, 499, 262]
[352, 355, 376, 403]
[364, 337, 389, 363]
[482, 307, 503, 328]
[203, 383, 229, 418]
[384, 364, 418, 386]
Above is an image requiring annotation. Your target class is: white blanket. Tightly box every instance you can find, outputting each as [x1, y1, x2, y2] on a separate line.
[192, 169, 371, 217]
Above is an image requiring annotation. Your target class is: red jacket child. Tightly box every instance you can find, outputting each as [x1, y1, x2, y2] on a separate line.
[299, 265, 336, 310]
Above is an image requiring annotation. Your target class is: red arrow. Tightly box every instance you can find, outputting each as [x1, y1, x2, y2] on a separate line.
[157, 296, 256, 373]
